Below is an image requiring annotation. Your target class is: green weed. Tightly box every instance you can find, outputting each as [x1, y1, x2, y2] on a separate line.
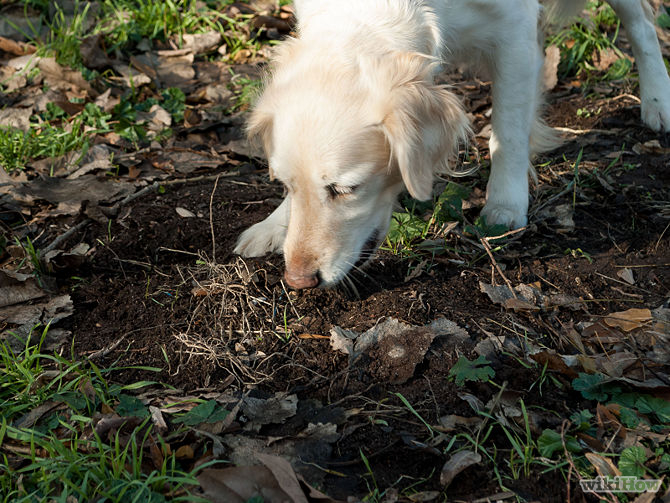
[448, 355, 496, 387]
[0, 102, 114, 173]
[549, 0, 632, 82]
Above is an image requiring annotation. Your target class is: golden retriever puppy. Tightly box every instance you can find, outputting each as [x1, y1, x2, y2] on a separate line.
[235, 0, 670, 289]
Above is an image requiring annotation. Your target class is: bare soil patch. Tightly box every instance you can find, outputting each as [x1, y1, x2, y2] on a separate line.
[55, 81, 670, 500]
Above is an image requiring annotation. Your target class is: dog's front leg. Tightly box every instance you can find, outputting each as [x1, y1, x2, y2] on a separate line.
[607, 0, 670, 132]
[234, 196, 289, 257]
[481, 15, 544, 229]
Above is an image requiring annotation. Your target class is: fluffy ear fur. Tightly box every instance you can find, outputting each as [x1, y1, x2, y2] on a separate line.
[246, 101, 275, 178]
[379, 53, 470, 201]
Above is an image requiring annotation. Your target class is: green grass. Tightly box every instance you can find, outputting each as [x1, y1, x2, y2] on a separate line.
[0, 102, 112, 173]
[548, 0, 632, 82]
[0, 325, 215, 502]
[229, 73, 263, 112]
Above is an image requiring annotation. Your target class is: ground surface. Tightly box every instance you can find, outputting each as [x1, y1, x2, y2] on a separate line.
[60, 83, 670, 501]
[2, 2, 670, 500]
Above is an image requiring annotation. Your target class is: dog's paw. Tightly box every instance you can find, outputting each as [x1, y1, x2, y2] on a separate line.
[641, 94, 670, 132]
[234, 221, 286, 257]
[481, 202, 528, 230]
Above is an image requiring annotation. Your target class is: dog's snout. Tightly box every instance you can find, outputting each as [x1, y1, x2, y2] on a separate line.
[284, 269, 320, 289]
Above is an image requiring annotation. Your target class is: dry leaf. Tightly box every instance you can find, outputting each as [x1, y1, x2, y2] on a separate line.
[0, 35, 35, 55]
[181, 31, 223, 54]
[593, 47, 622, 71]
[329, 318, 467, 384]
[198, 454, 344, 503]
[241, 393, 298, 430]
[175, 444, 194, 459]
[0, 269, 45, 308]
[175, 207, 196, 218]
[585, 452, 621, 478]
[632, 139, 670, 155]
[198, 465, 289, 503]
[616, 268, 635, 285]
[603, 308, 652, 332]
[440, 450, 481, 487]
[479, 282, 542, 311]
[13, 174, 134, 211]
[0, 107, 32, 131]
[437, 415, 482, 432]
[38, 57, 97, 97]
[256, 453, 310, 503]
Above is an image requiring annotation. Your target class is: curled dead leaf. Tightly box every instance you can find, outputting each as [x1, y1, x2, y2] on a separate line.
[440, 450, 482, 488]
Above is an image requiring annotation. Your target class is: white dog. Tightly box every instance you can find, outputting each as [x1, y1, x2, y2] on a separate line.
[235, 0, 670, 289]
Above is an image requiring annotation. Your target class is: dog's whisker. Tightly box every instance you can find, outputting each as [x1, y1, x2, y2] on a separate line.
[343, 273, 360, 299]
[344, 260, 380, 287]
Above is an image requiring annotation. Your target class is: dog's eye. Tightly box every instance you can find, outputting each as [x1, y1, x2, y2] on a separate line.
[326, 184, 358, 198]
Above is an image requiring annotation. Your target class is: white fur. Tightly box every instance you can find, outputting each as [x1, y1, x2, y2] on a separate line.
[235, 0, 670, 288]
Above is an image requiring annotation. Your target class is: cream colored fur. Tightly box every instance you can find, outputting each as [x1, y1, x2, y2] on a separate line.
[235, 0, 670, 288]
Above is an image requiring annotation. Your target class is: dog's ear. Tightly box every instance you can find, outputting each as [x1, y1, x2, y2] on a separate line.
[380, 53, 470, 201]
[246, 102, 275, 178]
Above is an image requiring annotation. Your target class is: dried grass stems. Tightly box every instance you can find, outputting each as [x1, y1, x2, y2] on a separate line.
[172, 254, 301, 385]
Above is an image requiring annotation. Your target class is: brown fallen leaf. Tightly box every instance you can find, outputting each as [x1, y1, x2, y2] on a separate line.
[0, 269, 45, 308]
[12, 174, 135, 213]
[603, 308, 652, 332]
[630, 488, 660, 503]
[256, 453, 310, 503]
[632, 139, 670, 155]
[440, 450, 481, 488]
[175, 444, 194, 459]
[131, 52, 196, 88]
[330, 317, 468, 384]
[80, 34, 113, 70]
[437, 415, 483, 432]
[479, 281, 542, 311]
[13, 401, 62, 428]
[530, 351, 579, 379]
[252, 15, 292, 32]
[585, 452, 621, 478]
[198, 465, 296, 503]
[0, 35, 36, 56]
[198, 454, 344, 503]
[38, 57, 97, 97]
[593, 47, 624, 71]
[0, 107, 32, 131]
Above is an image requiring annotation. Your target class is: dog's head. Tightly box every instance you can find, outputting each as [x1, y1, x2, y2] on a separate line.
[249, 44, 469, 288]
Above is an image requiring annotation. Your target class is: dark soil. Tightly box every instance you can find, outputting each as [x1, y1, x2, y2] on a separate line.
[59, 79, 670, 501]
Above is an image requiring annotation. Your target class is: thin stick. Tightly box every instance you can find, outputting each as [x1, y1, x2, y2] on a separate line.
[479, 236, 517, 299]
[481, 226, 527, 242]
[43, 219, 92, 253]
[209, 174, 221, 263]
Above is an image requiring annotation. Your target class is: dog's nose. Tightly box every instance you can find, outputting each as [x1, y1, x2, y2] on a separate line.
[284, 269, 320, 289]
